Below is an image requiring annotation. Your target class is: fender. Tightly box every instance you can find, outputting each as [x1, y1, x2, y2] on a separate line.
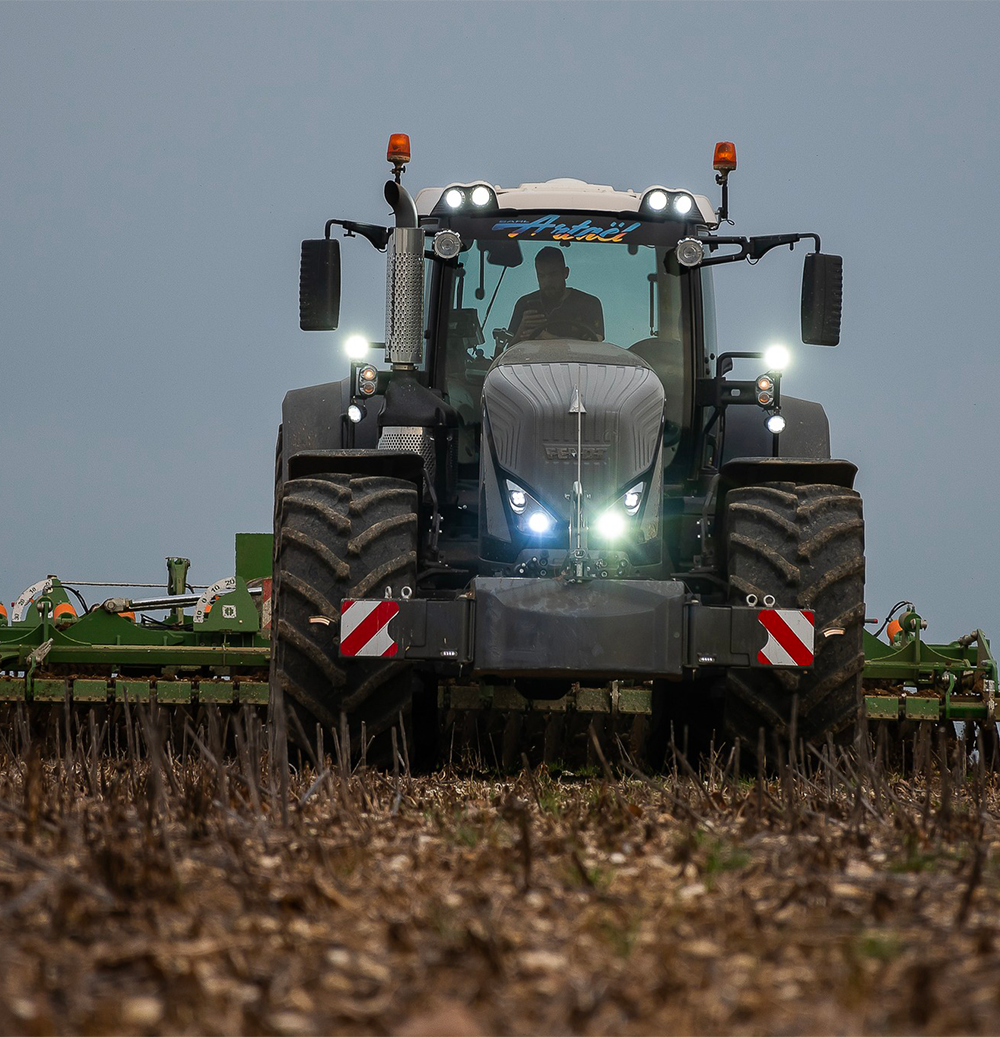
[714, 456, 858, 538]
[286, 448, 425, 486]
[719, 394, 831, 467]
[280, 379, 352, 483]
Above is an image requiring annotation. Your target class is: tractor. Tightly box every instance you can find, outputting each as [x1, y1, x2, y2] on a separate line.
[271, 136, 862, 763]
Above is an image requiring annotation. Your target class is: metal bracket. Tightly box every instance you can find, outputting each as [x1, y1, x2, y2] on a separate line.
[27, 638, 54, 668]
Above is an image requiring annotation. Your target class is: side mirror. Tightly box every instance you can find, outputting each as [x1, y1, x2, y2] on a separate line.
[299, 239, 341, 331]
[801, 252, 842, 346]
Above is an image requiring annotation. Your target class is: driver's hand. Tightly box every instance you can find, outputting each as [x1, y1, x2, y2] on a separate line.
[513, 309, 547, 342]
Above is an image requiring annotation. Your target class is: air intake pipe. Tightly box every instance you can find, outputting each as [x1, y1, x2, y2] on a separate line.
[383, 180, 424, 369]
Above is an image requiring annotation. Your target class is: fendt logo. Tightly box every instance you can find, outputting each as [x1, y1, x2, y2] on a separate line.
[543, 442, 608, 462]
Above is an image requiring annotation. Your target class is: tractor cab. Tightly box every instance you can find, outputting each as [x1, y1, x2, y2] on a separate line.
[410, 181, 716, 580]
[415, 184, 708, 477]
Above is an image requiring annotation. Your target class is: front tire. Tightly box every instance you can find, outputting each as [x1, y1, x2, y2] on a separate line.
[270, 473, 418, 746]
[724, 481, 865, 748]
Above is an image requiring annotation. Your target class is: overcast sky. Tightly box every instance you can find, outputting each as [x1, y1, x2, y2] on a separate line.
[2, 1, 997, 640]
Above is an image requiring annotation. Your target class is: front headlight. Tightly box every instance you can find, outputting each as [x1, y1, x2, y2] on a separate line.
[506, 480, 558, 536]
[593, 482, 645, 541]
[595, 511, 627, 540]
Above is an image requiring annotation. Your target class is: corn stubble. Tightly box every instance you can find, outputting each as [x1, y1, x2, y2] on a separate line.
[1, 706, 1000, 1036]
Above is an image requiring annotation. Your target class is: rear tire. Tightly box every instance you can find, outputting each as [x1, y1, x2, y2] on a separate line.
[270, 473, 418, 749]
[724, 481, 865, 749]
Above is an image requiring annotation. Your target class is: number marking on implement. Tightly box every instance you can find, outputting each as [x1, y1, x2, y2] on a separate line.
[757, 609, 815, 667]
[340, 599, 399, 658]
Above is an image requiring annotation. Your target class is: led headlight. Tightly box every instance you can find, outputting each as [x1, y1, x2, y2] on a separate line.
[595, 510, 626, 541]
[673, 193, 694, 216]
[593, 482, 645, 541]
[444, 188, 464, 209]
[527, 511, 554, 535]
[506, 481, 528, 514]
[623, 483, 644, 516]
[470, 185, 492, 206]
[506, 481, 557, 535]
[646, 190, 668, 212]
[433, 230, 462, 260]
[347, 403, 365, 424]
[675, 238, 705, 268]
[766, 413, 786, 434]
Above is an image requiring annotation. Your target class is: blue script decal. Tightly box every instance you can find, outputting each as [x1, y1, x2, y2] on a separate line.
[491, 214, 642, 242]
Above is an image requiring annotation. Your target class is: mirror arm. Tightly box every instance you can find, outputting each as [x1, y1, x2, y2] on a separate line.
[324, 219, 391, 251]
[700, 235, 749, 267]
[699, 232, 823, 267]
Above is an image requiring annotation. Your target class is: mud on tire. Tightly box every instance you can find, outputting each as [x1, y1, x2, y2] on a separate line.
[724, 481, 865, 748]
[270, 473, 418, 745]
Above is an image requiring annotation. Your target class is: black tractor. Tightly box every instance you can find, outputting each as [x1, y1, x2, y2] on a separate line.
[271, 136, 863, 763]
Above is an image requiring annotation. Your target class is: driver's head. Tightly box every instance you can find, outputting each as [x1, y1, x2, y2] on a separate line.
[534, 247, 569, 302]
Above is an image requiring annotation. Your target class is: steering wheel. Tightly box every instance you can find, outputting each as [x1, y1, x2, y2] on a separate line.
[535, 317, 602, 342]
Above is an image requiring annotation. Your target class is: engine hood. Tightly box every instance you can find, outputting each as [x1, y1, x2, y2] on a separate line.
[482, 340, 664, 519]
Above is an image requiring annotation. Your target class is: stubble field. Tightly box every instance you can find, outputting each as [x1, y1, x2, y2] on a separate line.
[1, 707, 999, 1036]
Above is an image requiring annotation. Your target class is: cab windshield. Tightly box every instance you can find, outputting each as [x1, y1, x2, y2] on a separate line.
[433, 214, 693, 469]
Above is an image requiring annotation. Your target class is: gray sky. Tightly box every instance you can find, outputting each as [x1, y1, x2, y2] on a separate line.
[1, 1, 997, 639]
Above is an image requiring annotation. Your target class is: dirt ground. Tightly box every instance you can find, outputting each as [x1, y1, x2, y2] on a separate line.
[1, 713, 999, 1036]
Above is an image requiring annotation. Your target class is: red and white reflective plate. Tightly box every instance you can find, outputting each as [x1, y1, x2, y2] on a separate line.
[757, 609, 815, 667]
[340, 599, 399, 658]
[260, 579, 273, 631]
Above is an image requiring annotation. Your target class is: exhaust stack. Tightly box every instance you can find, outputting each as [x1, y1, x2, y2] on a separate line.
[383, 177, 424, 369]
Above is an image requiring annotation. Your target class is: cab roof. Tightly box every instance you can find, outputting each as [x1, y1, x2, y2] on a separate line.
[414, 178, 718, 228]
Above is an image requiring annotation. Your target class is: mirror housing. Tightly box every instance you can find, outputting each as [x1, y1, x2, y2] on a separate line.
[299, 239, 341, 331]
[801, 252, 842, 346]
[484, 238, 523, 268]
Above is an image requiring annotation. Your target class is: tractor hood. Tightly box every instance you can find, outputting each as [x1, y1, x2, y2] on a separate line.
[481, 340, 665, 534]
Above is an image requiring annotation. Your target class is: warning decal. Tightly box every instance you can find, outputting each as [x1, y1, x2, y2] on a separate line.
[340, 599, 399, 658]
[261, 579, 273, 631]
[757, 609, 815, 667]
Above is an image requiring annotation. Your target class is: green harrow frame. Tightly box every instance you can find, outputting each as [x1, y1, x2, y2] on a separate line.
[0, 534, 272, 707]
[2, 535, 996, 731]
[862, 609, 997, 724]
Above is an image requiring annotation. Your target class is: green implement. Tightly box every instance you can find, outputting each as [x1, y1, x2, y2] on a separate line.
[2, 539, 994, 732]
[0, 535, 272, 705]
[862, 608, 996, 724]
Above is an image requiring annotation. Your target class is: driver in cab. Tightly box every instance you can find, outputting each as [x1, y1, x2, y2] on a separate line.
[509, 247, 605, 343]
